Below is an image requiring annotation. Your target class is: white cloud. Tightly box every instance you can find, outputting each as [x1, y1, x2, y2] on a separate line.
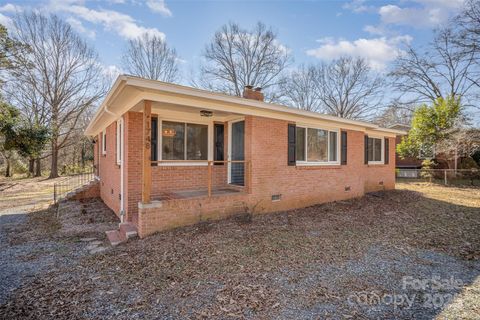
[0, 3, 22, 13]
[146, 0, 172, 17]
[66, 17, 96, 39]
[0, 13, 12, 28]
[48, 0, 166, 40]
[306, 35, 412, 70]
[363, 25, 386, 36]
[378, 0, 465, 28]
[342, 0, 375, 13]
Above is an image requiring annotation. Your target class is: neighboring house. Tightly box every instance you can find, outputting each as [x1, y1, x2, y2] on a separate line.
[389, 124, 423, 170]
[85, 75, 405, 238]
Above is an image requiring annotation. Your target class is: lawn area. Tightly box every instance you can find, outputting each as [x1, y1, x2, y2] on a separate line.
[0, 181, 479, 319]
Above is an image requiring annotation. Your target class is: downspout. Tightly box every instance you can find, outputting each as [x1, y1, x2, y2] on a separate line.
[120, 116, 125, 223]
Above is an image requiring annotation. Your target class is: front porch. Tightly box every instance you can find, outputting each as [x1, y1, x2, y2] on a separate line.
[136, 98, 252, 206]
[132, 98, 253, 236]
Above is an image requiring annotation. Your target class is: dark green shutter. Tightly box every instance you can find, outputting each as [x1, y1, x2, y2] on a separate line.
[364, 135, 369, 164]
[288, 124, 296, 166]
[384, 137, 389, 164]
[341, 131, 347, 165]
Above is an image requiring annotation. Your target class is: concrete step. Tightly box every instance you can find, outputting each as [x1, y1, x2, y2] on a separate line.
[119, 222, 138, 240]
[106, 230, 125, 246]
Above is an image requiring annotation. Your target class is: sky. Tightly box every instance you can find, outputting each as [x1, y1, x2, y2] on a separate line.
[0, 0, 466, 83]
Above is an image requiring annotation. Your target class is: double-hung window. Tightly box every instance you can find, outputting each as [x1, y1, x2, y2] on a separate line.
[161, 121, 208, 161]
[296, 126, 339, 164]
[367, 137, 383, 163]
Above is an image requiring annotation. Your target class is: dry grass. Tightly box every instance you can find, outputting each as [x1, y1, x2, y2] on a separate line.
[1, 182, 479, 319]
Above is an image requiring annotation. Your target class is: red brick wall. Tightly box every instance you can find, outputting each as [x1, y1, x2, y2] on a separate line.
[124, 111, 142, 224]
[98, 121, 121, 217]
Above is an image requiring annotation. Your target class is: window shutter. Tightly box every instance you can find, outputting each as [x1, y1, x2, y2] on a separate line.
[384, 137, 389, 164]
[341, 131, 347, 165]
[364, 135, 369, 164]
[151, 117, 158, 162]
[288, 124, 296, 166]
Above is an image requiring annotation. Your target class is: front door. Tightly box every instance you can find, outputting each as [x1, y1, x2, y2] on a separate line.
[229, 120, 245, 186]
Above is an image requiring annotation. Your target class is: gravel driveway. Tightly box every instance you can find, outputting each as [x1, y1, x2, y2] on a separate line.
[0, 196, 118, 306]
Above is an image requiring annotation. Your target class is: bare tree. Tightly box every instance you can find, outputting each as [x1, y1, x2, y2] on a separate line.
[389, 27, 477, 108]
[9, 12, 105, 178]
[315, 57, 385, 120]
[373, 102, 414, 127]
[279, 64, 322, 112]
[457, 0, 480, 54]
[198, 22, 292, 100]
[122, 33, 179, 82]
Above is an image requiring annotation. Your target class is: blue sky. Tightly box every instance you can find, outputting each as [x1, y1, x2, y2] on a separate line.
[0, 0, 466, 82]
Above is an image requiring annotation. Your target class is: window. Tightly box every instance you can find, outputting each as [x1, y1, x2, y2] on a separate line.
[116, 118, 123, 165]
[102, 130, 106, 155]
[296, 126, 339, 164]
[161, 121, 208, 160]
[367, 137, 383, 163]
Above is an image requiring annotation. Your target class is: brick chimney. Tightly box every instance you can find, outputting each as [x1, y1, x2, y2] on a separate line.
[243, 85, 264, 102]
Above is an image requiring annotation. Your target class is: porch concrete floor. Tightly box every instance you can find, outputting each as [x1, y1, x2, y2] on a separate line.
[153, 186, 243, 201]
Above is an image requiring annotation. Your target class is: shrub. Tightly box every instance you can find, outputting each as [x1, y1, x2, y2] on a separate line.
[420, 159, 436, 180]
[458, 157, 480, 170]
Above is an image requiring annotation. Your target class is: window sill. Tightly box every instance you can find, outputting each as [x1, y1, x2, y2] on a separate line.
[157, 161, 209, 167]
[296, 162, 340, 167]
[367, 162, 386, 166]
[296, 162, 342, 169]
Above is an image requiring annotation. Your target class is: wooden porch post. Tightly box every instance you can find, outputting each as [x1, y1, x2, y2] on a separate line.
[142, 100, 152, 203]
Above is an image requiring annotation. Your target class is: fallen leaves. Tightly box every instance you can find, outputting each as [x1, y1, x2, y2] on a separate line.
[1, 182, 479, 319]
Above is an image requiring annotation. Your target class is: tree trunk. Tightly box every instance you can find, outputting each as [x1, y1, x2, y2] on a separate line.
[28, 158, 35, 176]
[49, 140, 59, 179]
[35, 158, 41, 177]
[5, 159, 11, 177]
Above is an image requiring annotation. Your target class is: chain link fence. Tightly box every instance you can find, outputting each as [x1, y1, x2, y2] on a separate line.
[396, 168, 480, 186]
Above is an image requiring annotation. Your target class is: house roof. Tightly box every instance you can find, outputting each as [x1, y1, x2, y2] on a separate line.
[85, 75, 407, 137]
[388, 123, 411, 132]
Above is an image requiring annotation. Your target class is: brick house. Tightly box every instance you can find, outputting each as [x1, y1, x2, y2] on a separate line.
[85, 75, 405, 238]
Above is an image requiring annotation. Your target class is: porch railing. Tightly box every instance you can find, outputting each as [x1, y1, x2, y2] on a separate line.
[396, 168, 480, 186]
[53, 166, 96, 204]
[151, 160, 251, 198]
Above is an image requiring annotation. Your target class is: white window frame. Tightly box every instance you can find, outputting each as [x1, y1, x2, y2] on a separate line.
[367, 135, 384, 165]
[102, 129, 107, 155]
[295, 125, 340, 166]
[158, 117, 213, 166]
[116, 118, 124, 165]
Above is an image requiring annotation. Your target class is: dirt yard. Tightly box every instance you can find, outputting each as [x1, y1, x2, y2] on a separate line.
[0, 180, 479, 319]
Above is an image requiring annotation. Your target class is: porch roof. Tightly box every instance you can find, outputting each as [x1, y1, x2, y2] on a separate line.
[85, 75, 407, 137]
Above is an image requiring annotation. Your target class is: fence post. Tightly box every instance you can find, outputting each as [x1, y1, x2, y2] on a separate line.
[444, 170, 447, 185]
